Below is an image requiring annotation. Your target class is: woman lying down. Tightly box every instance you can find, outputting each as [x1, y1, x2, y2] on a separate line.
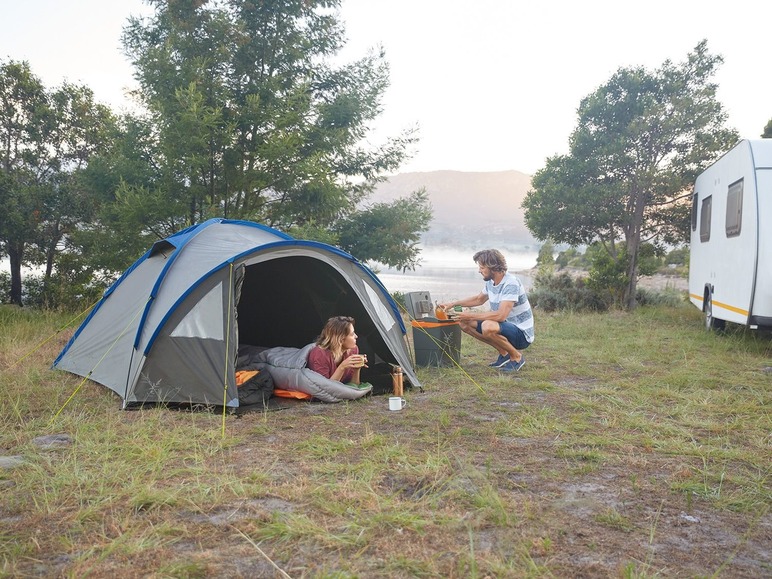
[307, 316, 369, 386]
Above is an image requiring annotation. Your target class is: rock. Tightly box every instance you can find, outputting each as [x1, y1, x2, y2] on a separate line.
[0, 456, 25, 469]
[32, 434, 73, 450]
[679, 512, 701, 524]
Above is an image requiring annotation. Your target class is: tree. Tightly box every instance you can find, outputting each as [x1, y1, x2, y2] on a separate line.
[336, 189, 432, 271]
[116, 0, 428, 267]
[763, 118, 772, 138]
[0, 60, 47, 305]
[555, 247, 582, 269]
[0, 59, 115, 306]
[71, 114, 171, 277]
[522, 40, 738, 308]
[536, 241, 555, 268]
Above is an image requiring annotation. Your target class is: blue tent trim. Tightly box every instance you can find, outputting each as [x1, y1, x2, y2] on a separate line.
[54, 218, 293, 365]
[142, 238, 405, 355]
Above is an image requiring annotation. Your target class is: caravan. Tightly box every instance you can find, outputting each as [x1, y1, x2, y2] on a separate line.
[689, 139, 772, 330]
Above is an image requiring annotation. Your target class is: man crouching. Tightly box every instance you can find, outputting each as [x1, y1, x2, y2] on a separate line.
[439, 249, 534, 372]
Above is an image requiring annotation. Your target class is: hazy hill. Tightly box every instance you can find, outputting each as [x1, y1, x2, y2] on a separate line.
[370, 170, 538, 249]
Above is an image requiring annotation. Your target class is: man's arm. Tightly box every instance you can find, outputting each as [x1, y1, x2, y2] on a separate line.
[439, 292, 488, 310]
[456, 299, 514, 323]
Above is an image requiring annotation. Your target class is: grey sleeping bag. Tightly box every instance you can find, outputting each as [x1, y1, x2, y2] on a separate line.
[237, 343, 372, 403]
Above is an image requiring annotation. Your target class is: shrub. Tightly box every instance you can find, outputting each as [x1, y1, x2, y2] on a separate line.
[390, 290, 406, 312]
[586, 249, 628, 307]
[635, 286, 687, 307]
[531, 268, 686, 312]
[529, 271, 608, 313]
[0, 270, 106, 311]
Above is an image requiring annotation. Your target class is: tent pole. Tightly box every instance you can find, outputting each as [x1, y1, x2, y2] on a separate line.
[221, 263, 235, 437]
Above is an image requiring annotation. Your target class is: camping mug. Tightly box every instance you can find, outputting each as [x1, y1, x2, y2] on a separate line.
[389, 396, 407, 411]
[352, 354, 367, 368]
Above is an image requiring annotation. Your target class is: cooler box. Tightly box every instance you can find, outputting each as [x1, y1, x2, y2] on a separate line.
[411, 319, 461, 367]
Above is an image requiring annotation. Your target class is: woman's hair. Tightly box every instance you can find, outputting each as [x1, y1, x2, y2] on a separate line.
[473, 249, 507, 273]
[315, 316, 355, 361]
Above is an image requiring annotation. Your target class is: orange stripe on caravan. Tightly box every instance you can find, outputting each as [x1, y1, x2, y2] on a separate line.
[690, 294, 749, 316]
[713, 300, 749, 316]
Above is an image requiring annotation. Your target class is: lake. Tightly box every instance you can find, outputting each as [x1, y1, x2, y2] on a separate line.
[2, 246, 538, 306]
[375, 246, 537, 304]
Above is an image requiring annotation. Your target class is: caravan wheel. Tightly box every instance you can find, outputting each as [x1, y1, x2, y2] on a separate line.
[704, 295, 726, 331]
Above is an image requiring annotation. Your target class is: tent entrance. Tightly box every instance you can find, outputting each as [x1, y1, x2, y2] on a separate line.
[236, 256, 398, 394]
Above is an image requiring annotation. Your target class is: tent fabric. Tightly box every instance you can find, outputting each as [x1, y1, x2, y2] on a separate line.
[238, 343, 373, 403]
[53, 218, 420, 408]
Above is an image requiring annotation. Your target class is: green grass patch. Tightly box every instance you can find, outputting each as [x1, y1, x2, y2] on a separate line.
[1, 302, 770, 577]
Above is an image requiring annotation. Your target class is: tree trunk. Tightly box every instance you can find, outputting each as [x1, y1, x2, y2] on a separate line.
[8, 242, 24, 306]
[624, 186, 647, 310]
[624, 241, 639, 310]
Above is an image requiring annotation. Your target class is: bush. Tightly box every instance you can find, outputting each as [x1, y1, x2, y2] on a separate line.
[529, 271, 609, 313]
[531, 269, 686, 312]
[0, 270, 106, 311]
[0, 272, 46, 307]
[390, 290, 406, 313]
[635, 286, 687, 307]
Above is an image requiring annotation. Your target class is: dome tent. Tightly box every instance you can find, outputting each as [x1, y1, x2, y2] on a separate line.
[54, 219, 419, 407]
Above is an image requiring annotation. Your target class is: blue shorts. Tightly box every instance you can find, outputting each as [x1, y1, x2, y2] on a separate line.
[477, 321, 531, 351]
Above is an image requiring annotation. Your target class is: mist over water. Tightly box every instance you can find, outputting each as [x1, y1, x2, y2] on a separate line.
[375, 246, 537, 304]
[2, 246, 538, 306]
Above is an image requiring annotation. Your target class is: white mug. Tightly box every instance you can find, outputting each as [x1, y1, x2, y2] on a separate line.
[389, 396, 407, 411]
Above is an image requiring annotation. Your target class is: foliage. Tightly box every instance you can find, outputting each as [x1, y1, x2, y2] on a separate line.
[0, 59, 116, 306]
[0, 273, 42, 308]
[586, 248, 630, 307]
[390, 290, 406, 313]
[531, 256, 686, 312]
[522, 40, 738, 309]
[635, 286, 686, 307]
[68, 114, 169, 275]
[111, 0, 428, 269]
[529, 270, 608, 313]
[557, 243, 687, 276]
[636, 242, 665, 277]
[555, 247, 587, 269]
[763, 118, 772, 138]
[664, 246, 688, 266]
[2, 2, 433, 307]
[536, 241, 555, 267]
[0, 268, 104, 311]
[336, 189, 432, 270]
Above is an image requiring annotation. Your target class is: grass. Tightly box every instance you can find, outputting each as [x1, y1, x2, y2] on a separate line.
[1, 300, 770, 577]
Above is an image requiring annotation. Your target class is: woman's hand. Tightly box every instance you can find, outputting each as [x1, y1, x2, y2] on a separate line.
[345, 354, 368, 369]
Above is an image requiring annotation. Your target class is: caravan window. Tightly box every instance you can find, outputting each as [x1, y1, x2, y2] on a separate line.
[700, 196, 712, 242]
[690, 191, 699, 231]
[725, 179, 743, 237]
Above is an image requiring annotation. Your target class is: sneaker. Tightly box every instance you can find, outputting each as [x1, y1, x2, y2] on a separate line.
[489, 353, 510, 367]
[500, 357, 525, 372]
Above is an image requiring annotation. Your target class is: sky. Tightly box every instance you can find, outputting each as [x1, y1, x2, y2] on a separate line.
[1, 0, 770, 176]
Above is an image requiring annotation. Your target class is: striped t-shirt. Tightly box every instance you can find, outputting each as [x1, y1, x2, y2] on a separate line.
[484, 272, 534, 343]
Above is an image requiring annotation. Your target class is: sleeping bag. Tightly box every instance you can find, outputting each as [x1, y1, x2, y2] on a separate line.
[237, 344, 372, 403]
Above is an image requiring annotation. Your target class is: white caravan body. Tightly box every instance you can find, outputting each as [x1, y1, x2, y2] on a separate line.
[689, 139, 772, 329]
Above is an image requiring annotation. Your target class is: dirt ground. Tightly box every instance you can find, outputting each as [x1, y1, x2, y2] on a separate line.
[4, 300, 769, 578]
[177, 366, 770, 578]
[636, 272, 688, 292]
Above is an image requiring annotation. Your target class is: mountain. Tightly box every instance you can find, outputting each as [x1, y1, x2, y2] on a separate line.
[369, 170, 538, 249]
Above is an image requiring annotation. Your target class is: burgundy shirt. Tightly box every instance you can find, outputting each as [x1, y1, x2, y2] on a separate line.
[307, 346, 359, 383]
